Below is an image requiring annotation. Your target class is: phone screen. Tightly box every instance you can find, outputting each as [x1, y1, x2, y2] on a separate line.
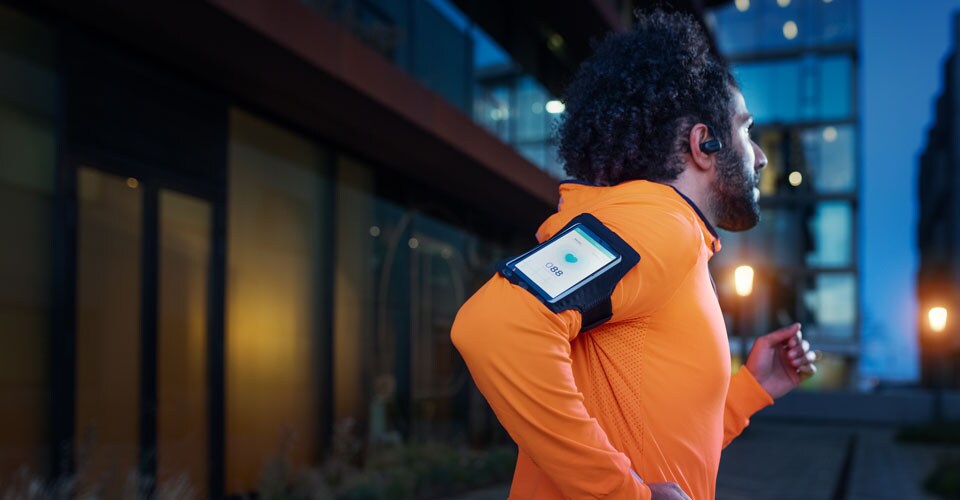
[513, 226, 619, 302]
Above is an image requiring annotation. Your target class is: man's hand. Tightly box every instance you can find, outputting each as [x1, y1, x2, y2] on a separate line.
[744, 323, 817, 399]
[647, 482, 692, 500]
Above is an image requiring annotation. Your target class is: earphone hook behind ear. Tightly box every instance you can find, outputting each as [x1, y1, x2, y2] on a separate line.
[699, 125, 723, 154]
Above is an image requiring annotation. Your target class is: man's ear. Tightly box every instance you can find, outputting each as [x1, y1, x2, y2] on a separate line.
[688, 123, 716, 173]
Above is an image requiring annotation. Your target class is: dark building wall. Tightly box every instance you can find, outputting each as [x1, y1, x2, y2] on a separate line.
[918, 14, 960, 388]
[0, 0, 729, 497]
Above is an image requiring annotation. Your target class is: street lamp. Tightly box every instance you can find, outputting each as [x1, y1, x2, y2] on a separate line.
[929, 306, 948, 333]
[928, 306, 949, 421]
[735, 266, 755, 298]
[734, 265, 755, 367]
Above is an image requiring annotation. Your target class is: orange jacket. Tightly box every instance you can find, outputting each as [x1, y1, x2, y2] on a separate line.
[451, 180, 773, 499]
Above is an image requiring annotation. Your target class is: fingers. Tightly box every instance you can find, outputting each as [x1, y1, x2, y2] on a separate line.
[784, 337, 817, 370]
[761, 322, 802, 345]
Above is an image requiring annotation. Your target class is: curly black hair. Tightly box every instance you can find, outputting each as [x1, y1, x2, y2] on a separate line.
[558, 9, 737, 186]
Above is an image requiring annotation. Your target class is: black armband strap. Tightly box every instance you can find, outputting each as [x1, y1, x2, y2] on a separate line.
[497, 213, 640, 333]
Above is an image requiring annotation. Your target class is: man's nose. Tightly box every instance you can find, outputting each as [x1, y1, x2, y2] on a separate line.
[753, 141, 768, 170]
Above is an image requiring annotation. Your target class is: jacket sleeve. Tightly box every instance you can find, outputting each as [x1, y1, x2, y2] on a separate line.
[722, 367, 774, 448]
[451, 275, 650, 500]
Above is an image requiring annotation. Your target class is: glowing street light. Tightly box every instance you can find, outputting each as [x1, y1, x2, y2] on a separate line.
[545, 100, 565, 114]
[788, 171, 803, 187]
[734, 265, 755, 297]
[783, 20, 798, 40]
[733, 264, 755, 367]
[929, 306, 948, 333]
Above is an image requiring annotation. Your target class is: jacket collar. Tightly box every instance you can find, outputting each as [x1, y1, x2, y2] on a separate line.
[666, 185, 722, 257]
[550, 179, 722, 258]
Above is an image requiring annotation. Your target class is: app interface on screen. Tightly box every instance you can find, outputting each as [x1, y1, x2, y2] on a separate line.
[515, 227, 617, 300]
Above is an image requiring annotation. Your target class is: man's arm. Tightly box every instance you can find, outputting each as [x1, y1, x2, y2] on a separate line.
[722, 324, 817, 448]
[721, 367, 773, 448]
[451, 275, 650, 499]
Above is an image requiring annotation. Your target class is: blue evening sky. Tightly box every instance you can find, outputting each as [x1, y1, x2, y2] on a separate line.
[860, 0, 960, 382]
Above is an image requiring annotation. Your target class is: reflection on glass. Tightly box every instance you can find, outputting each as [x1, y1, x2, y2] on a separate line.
[474, 83, 512, 142]
[409, 213, 472, 439]
[411, 0, 471, 111]
[806, 202, 852, 267]
[158, 190, 211, 498]
[712, 0, 856, 55]
[0, 3, 56, 479]
[802, 125, 855, 192]
[735, 56, 852, 123]
[756, 130, 782, 195]
[755, 126, 855, 196]
[818, 56, 853, 119]
[333, 153, 514, 446]
[714, 208, 810, 271]
[333, 157, 376, 426]
[803, 273, 856, 340]
[516, 77, 548, 142]
[226, 109, 327, 495]
[75, 167, 143, 497]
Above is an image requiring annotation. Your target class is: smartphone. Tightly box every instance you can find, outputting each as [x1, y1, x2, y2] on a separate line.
[504, 223, 622, 304]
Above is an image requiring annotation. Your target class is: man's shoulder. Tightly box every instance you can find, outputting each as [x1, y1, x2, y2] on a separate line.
[590, 199, 703, 262]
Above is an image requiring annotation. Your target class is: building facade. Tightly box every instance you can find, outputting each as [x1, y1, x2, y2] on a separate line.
[708, 0, 860, 389]
[0, 0, 565, 497]
[918, 13, 960, 389]
[0, 0, 724, 498]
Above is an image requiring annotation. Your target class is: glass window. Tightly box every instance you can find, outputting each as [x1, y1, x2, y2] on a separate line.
[806, 202, 853, 267]
[818, 56, 853, 119]
[411, 0, 472, 111]
[815, 0, 857, 46]
[226, 109, 329, 495]
[408, 213, 475, 439]
[711, 0, 856, 56]
[472, 23, 510, 70]
[0, 3, 56, 481]
[474, 83, 512, 142]
[737, 60, 803, 123]
[517, 143, 546, 169]
[756, 125, 855, 195]
[800, 124, 855, 192]
[755, 0, 805, 52]
[332, 156, 378, 428]
[803, 273, 856, 341]
[755, 128, 792, 196]
[713, 208, 811, 271]
[515, 77, 548, 143]
[158, 190, 211, 498]
[710, 4, 759, 55]
[332, 154, 514, 447]
[735, 56, 853, 123]
[75, 167, 143, 497]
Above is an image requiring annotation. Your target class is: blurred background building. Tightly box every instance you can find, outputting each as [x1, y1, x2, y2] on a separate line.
[919, 12, 960, 389]
[0, 0, 719, 497]
[707, 0, 860, 389]
[3, 0, 958, 497]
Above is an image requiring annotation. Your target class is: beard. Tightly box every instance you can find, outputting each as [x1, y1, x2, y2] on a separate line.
[711, 146, 760, 232]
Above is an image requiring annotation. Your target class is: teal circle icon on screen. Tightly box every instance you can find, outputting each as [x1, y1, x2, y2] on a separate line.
[564, 253, 578, 263]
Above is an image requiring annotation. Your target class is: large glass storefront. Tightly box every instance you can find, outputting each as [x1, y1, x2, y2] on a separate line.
[0, 2, 56, 482]
[0, 3, 517, 496]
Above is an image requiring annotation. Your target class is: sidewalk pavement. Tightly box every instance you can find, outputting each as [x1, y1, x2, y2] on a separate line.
[718, 421, 960, 500]
[447, 421, 960, 499]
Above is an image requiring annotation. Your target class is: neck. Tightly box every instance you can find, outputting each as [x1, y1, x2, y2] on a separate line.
[665, 170, 716, 226]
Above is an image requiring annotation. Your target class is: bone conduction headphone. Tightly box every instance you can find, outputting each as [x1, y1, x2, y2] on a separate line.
[699, 126, 723, 154]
